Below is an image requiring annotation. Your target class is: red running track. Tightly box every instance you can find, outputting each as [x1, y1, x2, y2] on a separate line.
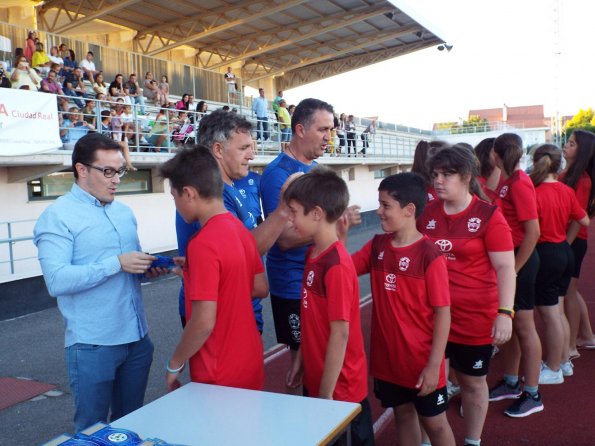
[263, 224, 595, 445]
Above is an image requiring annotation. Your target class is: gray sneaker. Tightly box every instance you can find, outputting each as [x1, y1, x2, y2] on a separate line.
[538, 363, 564, 385]
[489, 379, 522, 401]
[561, 360, 574, 377]
[504, 391, 544, 418]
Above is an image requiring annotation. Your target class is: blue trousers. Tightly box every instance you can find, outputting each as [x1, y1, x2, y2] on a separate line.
[256, 116, 269, 140]
[65, 335, 154, 432]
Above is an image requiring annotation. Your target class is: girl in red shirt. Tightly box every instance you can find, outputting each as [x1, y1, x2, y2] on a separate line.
[419, 146, 515, 446]
[489, 133, 543, 417]
[411, 140, 448, 203]
[473, 137, 501, 203]
[529, 144, 589, 385]
[561, 130, 595, 356]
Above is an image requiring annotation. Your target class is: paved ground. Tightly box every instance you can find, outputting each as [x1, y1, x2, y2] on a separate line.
[0, 226, 377, 446]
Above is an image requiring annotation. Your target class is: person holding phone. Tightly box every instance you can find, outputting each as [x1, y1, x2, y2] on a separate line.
[10, 55, 41, 90]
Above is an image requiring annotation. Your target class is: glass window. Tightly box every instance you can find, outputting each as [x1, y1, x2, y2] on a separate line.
[373, 168, 390, 179]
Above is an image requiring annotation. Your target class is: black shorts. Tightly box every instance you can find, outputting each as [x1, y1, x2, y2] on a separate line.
[571, 238, 588, 279]
[332, 398, 375, 446]
[270, 294, 301, 350]
[514, 248, 539, 311]
[535, 242, 574, 306]
[373, 379, 448, 417]
[446, 342, 493, 377]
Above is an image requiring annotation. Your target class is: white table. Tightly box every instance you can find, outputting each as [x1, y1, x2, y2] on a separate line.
[111, 382, 361, 446]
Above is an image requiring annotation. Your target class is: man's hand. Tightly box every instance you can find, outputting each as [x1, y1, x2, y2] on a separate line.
[280, 172, 304, 199]
[118, 251, 155, 274]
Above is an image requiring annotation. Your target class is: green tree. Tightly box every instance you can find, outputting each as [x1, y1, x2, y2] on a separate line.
[561, 108, 595, 143]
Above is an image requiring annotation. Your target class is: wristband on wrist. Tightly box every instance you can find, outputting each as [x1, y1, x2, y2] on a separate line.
[497, 307, 515, 319]
[166, 360, 185, 374]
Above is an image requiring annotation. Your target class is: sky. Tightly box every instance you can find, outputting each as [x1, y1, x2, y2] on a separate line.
[278, 0, 592, 130]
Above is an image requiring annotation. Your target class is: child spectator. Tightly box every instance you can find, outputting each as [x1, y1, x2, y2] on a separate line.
[110, 102, 124, 141]
[351, 172, 455, 446]
[285, 168, 374, 446]
[93, 72, 109, 98]
[160, 145, 268, 392]
[143, 72, 161, 106]
[100, 109, 136, 171]
[81, 100, 97, 128]
[159, 75, 170, 105]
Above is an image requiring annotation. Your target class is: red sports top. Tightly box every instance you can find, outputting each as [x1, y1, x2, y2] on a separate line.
[427, 185, 437, 202]
[418, 196, 513, 345]
[535, 181, 587, 243]
[560, 171, 592, 240]
[184, 212, 264, 390]
[352, 234, 449, 389]
[496, 170, 538, 247]
[301, 241, 368, 403]
[478, 175, 500, 204]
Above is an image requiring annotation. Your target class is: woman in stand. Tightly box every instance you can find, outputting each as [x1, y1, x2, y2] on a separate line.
[529, 144, 589, 385]
[560, 131, 595, 358]
[24, 31, 36, 62]
[176, 93, 190, 111]
[419, 146, 515, 446]
[487, 133, 543, 417]
[336, 113, 347, 155]
[93, 72, 109, 98]
[10, 54, 41, 90]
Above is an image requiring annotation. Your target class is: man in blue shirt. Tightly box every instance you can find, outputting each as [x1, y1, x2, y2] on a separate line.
[251, 87, 269, 143]
[175, 111, 290, 332]
[34, 133, 157, 432]
[233, 170, 263, 225]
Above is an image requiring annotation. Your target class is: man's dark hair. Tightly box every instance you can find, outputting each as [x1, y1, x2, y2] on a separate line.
[291, 98, 334, 133]
[159, 145, 223, 199]
[379, 172, 427, 218]
[197, 109, 252, 149]
[87, 51, 93, 57]
[72, 133, 122, 179]
[283, 166, 348, 223]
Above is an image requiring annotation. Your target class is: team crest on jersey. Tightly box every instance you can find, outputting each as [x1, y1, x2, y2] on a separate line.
[437, 393, 445, 405]
[384, 273, 397, 291]
[248, 178, 254, 186]
[427, 193, 435, 201]
[499, 185, 509, 198]
[238, 188, 247, 199]
[467, 217, 481, 233]
[302, 288, 308, 308]
[426, 219, 436, 230]
[306, 270, 315, 287]
[378, 250, 384, 260]
[398, 257, 410, 271]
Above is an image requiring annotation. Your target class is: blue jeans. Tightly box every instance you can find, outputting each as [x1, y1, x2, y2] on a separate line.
[132, 95, 145, 115]
[256, 116, 269, 141]
[65, 335, 154, 432]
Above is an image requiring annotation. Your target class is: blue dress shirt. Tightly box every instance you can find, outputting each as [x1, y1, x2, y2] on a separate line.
[252, 96, 268, 118]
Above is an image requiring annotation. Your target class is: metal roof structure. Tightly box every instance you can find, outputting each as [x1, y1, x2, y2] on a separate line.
[36, 0, 445, 90]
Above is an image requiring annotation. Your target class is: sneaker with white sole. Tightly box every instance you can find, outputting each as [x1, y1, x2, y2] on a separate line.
[561, 360, 574, 377]
[504, 391, 544, 418]
[538, 363, 564, 385]
[447, 380, 461, 398]
[489, 379, 522, 401]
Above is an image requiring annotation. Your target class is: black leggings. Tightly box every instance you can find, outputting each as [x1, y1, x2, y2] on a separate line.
[346, 132, 356, 154]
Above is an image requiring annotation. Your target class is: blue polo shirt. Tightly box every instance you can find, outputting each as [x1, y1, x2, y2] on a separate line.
[233, 171, 263, 224]
[261, 153, 317, 299]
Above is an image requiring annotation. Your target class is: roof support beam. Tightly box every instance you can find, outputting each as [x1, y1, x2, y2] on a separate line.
[145, 0, 307, 57]
[51, 0, 142, 34]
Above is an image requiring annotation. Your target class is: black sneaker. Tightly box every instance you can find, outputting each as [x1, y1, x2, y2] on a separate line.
[488, 379, 522, 401]
[504, 391, 544, 418]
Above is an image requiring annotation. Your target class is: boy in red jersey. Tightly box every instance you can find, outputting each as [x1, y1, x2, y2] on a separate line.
[160, 145, 268, 392]
[352, 172, 455, 446]
[285, 167, 374, 446]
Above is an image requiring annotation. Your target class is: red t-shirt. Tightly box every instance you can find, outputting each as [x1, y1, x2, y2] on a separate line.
[560, 172, 592, 240]
[478, 175, 500, 203]
[418, 196, 513, 345]
[535, 182, 586, 243]
[184, 212, 264, 390]
[352, 234, 449, 389]
[301, 241, 368, 403]
[496, 170, 538, 247]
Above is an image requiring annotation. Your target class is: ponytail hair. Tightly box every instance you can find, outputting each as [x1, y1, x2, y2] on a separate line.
[474, 137, 496, 178]
[561, 129, 595, 217]
[412, 140, 448, 187]
[428, 145, 489, 201]
[530, 144, 561, 187]
[493, 133, 523, 176]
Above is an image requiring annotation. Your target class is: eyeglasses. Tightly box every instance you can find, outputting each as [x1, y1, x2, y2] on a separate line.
[82, 163, 127, 178]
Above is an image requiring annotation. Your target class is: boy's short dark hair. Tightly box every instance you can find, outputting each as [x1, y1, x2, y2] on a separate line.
[159, 145, 223, 199]
[378, 172, 427, 218]
[283, 166, 348, 223]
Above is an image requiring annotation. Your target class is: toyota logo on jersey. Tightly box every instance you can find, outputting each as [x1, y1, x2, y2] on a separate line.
[306, 270, 314, 286]
[398, 257, 410, 271]
[435, 239, 453, 252]
[384, 273, 397, 291]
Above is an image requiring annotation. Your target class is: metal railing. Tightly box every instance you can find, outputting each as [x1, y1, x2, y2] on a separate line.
[0, 219, 37, 276]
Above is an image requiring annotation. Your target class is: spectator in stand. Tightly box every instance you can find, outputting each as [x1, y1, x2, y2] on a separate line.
[79, 51, 100, 84]
[120, 104, 135, 142]
[63, 106, 94, 145]
[32, 41, 51, 75]
[25, 31, 37, 61]
[176, 94, 190, 111]
[125, 73, 145, 115]
[48, 46, 64, 73]
[143, 72, 160, 107]
[63, 79, 85, 108]
[252, 88, 269, 144]
[147, 107, 174, 152]
[58, 43, 69, 59]
[188, 94, 195, 111]
[63, 48, 78, 76]
[336, 113, 346, 155]
[93, 72, 109, 98]
[109, 74, 126, 100]
[277, 99, 291, 150]
[110, 100, 125, 141]
[63, 67, 87, 99]
[194, 100, 208, 126]
[288, 104, 296, 117]
[81, 100, 97, 128]
[157, 75, 169, 106]
[346, 114, 357, 156]
[272, 90, 283, 119]
[10, 55, 41, 90]
[359, 118, 377, 157]
[0, 62, 11, 88]
[224, 66, 236, 99]
[58, 112, 69, 144]
[40, 70, 64, 95]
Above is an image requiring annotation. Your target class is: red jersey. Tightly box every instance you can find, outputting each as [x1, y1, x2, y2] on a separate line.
[184, 212, 264, 390]
[301, 241, 368, 403]
[560, 172, 592, 240]
[478, 175, 500, 203]
[496, 170, 538, 247]
[535, 182, 586, 243]
[352, 234, 449, 389]
[418, 196, 513, 345]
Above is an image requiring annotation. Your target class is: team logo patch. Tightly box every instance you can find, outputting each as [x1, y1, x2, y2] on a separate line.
[499, 185, 509, 198]
[384, 273, 397, 292]
[473, 360, 484, 370]
[107, 433, 129, 443]
[248, 178, 254, 186]
[398, 257, 410, 271]
[437, 393, 445, 405]
[306, 270, 314, 287]
[289, 313, 300, 330]
[435, 239, 452, 252]
[427, 193, 435, 201]
[378, 250, 384, 260]
[467, 217, 481, 233]
[238, 188, 247, 199]
[426, 219, 436, 230]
